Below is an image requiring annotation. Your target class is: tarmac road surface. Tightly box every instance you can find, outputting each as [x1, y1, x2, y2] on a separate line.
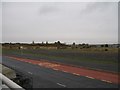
[1, 56, 118, 88]
[3, 52, 118, 72]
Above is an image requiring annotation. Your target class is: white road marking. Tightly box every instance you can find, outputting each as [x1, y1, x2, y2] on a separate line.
[101, 80, 112, 83]
[85, 76, 95, 79]
[62, 71, 68, 73]
[105, 81, 112, 83]
[28, 72, 32, 74]
[73, 73, 80, 76]
[57, 83, 66, 87]
[53, 69, 59, 71]
[101, 79, 107, 82]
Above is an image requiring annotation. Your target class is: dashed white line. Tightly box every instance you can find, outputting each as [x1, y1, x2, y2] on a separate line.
[101, 80, 112, 83]
[57, 83, 66, 87]
[105, 81, 112, 83]
[28, 72, 32, 74]
[106, 81, 112, 83]
[101, 79, 107, 82]
[73, 73, 80, 76]
[53, 68, 58, 70]
[85, 76, 95, 79]
[62, 71, 68, 73]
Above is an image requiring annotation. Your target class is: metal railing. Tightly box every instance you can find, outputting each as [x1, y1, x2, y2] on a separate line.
[0, 73, 25, 90]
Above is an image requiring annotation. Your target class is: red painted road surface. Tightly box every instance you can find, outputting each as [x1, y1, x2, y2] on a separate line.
[5, 56, 119, 84]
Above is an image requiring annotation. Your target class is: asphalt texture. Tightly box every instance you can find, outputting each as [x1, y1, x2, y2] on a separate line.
[2, 56, 118, 88]
[4, 52, 118, 73]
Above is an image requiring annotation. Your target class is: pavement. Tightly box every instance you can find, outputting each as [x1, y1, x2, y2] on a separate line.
[1, 64, 16, 79]
[1, 56, 119, 88]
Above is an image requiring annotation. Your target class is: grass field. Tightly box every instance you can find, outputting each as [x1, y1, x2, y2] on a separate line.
[2, 47, 118, 64]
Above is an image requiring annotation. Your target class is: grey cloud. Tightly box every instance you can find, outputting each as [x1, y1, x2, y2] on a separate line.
[81, 2, 114, 14]
[39, 3, 59, 15]
[2, 2, 118, 44]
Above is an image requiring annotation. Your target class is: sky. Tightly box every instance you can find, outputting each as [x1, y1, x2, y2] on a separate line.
[2, 2, 118, 44]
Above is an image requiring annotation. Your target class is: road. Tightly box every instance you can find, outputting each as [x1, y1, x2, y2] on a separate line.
[2, 56, 118, 88]
[3, 52, 118, 72]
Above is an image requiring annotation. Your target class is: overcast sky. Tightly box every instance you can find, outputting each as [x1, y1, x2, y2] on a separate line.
[2, 2, 118, 44]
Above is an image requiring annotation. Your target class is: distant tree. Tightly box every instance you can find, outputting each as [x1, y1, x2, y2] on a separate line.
[105, 44, 108, 47]
[72, 42, 75, 46]
[57, 41, 61, 45]
[82, 43, 85, 46]
[101, 45, 104, 47]
[46, 41, 48, 44]
[32, 41, 34, 44]
[81, 43, 86, 48]
[71, 42, 76, 49]
[55, 41, 61, 49]
[42, 42, 44, 45]
[85, 44, 89, 48]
